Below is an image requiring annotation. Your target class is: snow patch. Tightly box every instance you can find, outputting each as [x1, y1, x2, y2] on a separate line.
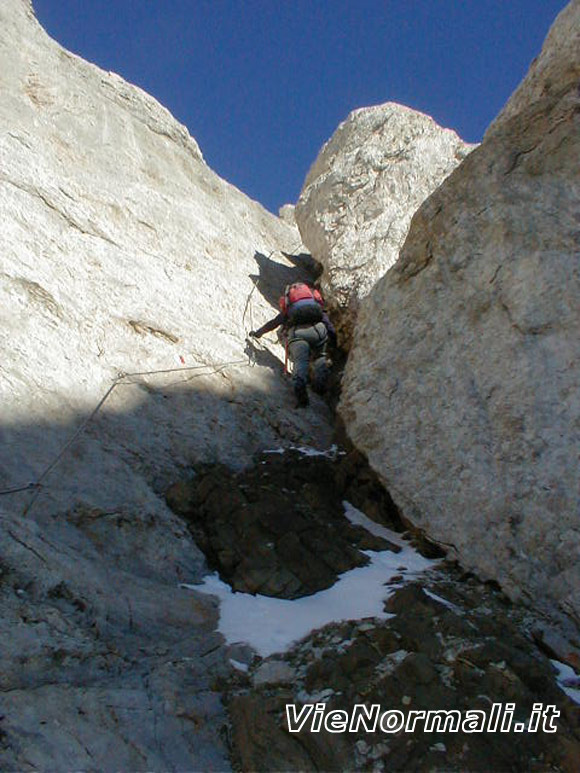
[229, 659, 249, 673]
[343, 501, 407, 545]
[551, 659, 580, 705]
[184, 502, 439, 657]
[262, 444, 344, 458]
[423, 589, 463, 614]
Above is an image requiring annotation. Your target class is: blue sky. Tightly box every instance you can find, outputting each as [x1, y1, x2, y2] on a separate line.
[33, 0, 567, 214]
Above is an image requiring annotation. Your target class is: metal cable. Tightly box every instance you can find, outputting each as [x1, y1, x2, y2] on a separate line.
[3, 240, 305, 509]
[0, 358, 252, 512]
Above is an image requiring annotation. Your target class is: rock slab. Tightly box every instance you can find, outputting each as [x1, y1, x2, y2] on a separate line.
[0, 0, 327, 768]
[0, 0, 331, 524]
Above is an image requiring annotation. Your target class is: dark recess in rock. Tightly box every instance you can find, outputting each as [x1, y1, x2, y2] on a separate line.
[166, 447, 437, 599]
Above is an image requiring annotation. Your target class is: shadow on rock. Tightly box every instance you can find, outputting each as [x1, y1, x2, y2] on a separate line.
[251, 250, 321, 311]
[166, 448, 406, 599]
[244, 337, 285, 375]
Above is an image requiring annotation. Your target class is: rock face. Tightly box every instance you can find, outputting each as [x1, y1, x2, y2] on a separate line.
[228, 577, 580, 772]
[340, 1, 580, 628]
[278, 203, 297, 225]
[166, 449, 401, 600]
[0, 0, 329, 768]
[0, 0, 332, 516]
[3, 0, 578, 768]
[295, 103, 473, 344]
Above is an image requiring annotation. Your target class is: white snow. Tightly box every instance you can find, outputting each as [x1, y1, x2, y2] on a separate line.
[423, 588, 463, 614]
[183, 502, 439, 657]
[263, 445, 343, 458]
[551, 659, 580, 705]
[343, 501, 407, 545]
[292, 444, 343, 458]
[229, 659, 250, 673]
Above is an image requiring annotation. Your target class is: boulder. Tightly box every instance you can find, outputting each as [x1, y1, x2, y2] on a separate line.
[295, 103, 474, 344]
[340, 1, 580, 627]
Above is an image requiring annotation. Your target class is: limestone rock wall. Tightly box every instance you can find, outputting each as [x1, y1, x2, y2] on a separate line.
[295, 103, 474, 344]
[0, 0, 332, 520]
[0, 0, 330, 768]
[340, 0, 580, 627]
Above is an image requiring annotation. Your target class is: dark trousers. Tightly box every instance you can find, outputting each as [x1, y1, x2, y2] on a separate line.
[287, 322, 329, 392]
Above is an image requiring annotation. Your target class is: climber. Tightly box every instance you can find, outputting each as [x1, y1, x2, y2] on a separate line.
[249, 282, 336, 407]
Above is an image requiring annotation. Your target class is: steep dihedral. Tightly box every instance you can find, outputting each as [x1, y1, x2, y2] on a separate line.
[0, 0, 328, 769]
[295, 103, 474, 345]
[339, 0, 580, 628]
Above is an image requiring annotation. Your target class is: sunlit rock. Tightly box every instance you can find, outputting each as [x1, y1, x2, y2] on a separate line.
[340, 0, 580, 627]
[0, 0, 325, 768]
[295, 102, 473, 344]
[0, 0, 330, 521]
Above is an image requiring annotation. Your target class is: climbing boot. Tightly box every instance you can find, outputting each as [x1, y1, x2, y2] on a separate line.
[294, 378, 309, 408]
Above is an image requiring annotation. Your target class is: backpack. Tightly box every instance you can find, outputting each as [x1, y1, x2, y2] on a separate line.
[279, 283, 324, 325]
